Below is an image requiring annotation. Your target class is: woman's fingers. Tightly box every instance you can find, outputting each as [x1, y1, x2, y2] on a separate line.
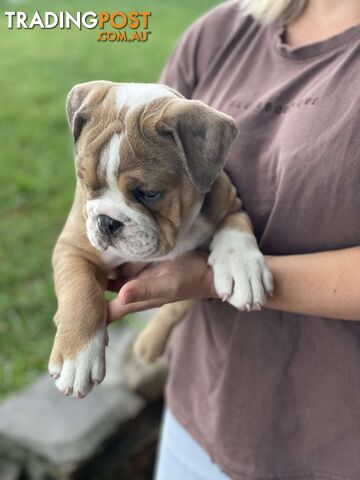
[106, 263, 182, 323]
[119, 273, 179, 304]
[106, 262, 149, 292]
[106, 296, 169, 324]
[105, 252, 215, 324]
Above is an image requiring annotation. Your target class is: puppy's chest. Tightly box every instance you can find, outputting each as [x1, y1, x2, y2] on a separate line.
[100, 214, 213, 272]
[160, 214, 213, 261]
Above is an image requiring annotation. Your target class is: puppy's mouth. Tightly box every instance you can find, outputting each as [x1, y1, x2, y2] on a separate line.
[116, 230, 159, 258]
[87, 215, 159, 258]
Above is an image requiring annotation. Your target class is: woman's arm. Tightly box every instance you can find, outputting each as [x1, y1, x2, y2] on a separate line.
[107, 247, 360, 323]
[265, 246, 360, 320]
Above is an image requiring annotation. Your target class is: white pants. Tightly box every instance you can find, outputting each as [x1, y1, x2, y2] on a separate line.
[155, 408, 231, 480]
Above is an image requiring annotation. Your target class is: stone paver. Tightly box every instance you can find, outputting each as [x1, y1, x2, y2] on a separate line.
[0, 326, 144, 468]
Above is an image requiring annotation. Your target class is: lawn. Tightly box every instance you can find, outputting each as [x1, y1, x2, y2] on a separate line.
[0, 0, 219, 400]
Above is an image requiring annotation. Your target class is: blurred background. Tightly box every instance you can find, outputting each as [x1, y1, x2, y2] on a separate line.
[0, 0, 219, 478]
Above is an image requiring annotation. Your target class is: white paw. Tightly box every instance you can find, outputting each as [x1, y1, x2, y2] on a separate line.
[208, 229, 273, 311]
[48, 328, 107, 399]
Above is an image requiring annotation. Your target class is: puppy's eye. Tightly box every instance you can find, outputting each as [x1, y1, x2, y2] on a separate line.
[133, 188, 162, 205]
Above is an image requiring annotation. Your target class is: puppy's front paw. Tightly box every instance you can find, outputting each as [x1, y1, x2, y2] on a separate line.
[208, 230, 273, 311]
[48, 327, 108, 399]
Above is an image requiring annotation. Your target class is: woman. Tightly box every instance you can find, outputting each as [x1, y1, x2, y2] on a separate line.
[108, 0, 360, 478]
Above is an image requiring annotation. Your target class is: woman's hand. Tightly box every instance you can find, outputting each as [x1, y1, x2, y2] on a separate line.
[106, 251, 217, 324]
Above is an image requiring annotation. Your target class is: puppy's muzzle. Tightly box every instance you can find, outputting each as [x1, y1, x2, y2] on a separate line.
[97, 214, 123, 237]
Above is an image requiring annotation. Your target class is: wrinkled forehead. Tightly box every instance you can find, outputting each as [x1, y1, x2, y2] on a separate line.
[76, 83, 179, 191]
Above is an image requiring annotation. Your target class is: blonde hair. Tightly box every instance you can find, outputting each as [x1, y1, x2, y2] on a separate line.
[241, 0, 307, 23]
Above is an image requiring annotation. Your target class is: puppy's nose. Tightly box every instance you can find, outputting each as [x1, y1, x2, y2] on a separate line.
[97, 214, 123, 236]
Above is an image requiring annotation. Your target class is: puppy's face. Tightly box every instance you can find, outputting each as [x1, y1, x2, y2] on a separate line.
[84, 130, 202, 259]
[66, 82, 237, 260]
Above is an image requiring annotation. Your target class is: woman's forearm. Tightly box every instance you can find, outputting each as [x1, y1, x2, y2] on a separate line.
[265, 247, 360, 320]
[107, 248, 360, 323]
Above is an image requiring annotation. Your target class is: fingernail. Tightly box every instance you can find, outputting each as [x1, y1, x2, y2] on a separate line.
[122, 285, 145, 304]
[122, 292, 134, 305]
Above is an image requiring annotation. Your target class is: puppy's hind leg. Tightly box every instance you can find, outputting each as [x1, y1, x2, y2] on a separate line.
[134, 300, 192, 364]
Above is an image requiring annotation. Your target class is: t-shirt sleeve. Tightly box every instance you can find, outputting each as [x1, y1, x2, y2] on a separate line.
[159, 22, 201, 99]
[159, 1, 242, 99]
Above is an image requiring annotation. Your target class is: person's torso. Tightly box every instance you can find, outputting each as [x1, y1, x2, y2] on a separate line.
[164, 2, 360, 478]
[191, 8, 360, 254]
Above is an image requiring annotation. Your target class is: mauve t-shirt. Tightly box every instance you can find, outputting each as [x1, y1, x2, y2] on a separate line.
[160, 1, 360, 479]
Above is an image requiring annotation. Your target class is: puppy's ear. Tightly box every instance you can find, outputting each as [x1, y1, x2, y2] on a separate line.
[156, 99, 238, 193]
[66, 81, 113, 143]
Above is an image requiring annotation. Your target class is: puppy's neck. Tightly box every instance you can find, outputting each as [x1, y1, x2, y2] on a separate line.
[159, 198, 211, 261]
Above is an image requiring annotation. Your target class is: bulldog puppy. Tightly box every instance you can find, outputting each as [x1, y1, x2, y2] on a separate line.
[49, 81, 273, 398]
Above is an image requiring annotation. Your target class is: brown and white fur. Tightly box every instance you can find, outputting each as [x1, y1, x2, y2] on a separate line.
[49, 81, 273, 399]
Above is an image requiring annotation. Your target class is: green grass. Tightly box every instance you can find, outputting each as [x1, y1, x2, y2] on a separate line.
[0, 0, 219, 400]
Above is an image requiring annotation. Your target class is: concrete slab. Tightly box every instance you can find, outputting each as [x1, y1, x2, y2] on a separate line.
[0, 326, 144, 468]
